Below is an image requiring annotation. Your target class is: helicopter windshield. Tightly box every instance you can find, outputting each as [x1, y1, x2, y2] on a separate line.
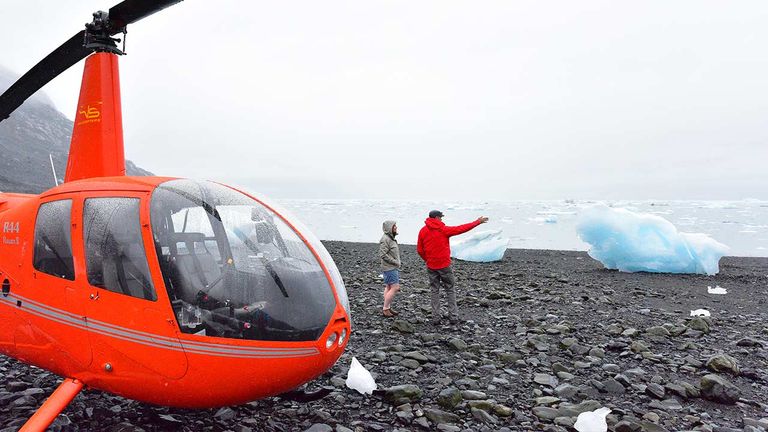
[150, 179, 339, 342]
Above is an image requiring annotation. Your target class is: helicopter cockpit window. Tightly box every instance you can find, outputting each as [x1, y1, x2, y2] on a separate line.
[33, 199, 75, 280]
[150, 179, 337, 342]
[83, 198, 157, 301]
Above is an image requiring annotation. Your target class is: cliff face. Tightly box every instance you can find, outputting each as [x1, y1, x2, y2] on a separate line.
[0, 66, 152, 194]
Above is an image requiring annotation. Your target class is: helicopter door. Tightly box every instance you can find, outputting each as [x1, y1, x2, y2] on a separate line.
[16, 198, 93, 368]
[79, 194, 188, 380]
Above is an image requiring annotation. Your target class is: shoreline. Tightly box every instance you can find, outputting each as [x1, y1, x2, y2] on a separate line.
[0, 242, 766, 431]
[323, 239, 768, 261]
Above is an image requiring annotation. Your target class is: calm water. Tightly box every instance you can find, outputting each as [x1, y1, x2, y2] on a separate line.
[275, 199, 768, 258]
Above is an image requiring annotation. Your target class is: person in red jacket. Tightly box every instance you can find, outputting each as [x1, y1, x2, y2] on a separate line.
[417, 210, 488, 325]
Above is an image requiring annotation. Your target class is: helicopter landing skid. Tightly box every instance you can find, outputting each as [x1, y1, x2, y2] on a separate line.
[20, 378, 83, 432]
[278, 386, 334, 403]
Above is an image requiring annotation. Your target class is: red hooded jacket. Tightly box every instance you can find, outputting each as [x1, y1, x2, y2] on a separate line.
[417, 218, 482, 270]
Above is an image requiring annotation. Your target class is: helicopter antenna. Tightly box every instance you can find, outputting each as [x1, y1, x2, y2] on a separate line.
[49, 154, 59, 186]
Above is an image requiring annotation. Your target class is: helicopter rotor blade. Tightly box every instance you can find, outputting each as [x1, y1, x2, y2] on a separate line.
[0, 0, 184, 123]
[0, 31, 89, 122]
[108, 0, 185, 33]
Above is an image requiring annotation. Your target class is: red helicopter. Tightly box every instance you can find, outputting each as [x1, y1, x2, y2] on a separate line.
[0, 1, 351, 430]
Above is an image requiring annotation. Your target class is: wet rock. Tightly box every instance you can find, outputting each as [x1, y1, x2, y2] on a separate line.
[436, 387, 462, 410]
[404, 351, 429, 363]
[493, 404, 514, 417]
[532, 406, 559, 420]
[705, 354, 740, 375]
[460, 390, 487, 400]
[700, 374, 741, 405]
[384, 384, 423, 404]
[602, 378, 626, 394]
[534, 373, 558, 388]
[471, 407, 497, 424]
[736, 337, 764, 348]
[447, 338, 468, 351]
[645, 326, 670, 337]
[108, 424, 147, 432]
[630, 341, 650, 353]
[392, 320, 415, 334]
[214, 407, 236, 421]
[423, 408, 460, 425]
[687, 317, 711, 333]
[645, 383, 665, 399]
[304, 424, 333, 432]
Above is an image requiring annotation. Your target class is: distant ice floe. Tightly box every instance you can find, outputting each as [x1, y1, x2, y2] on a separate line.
[574, 407, 611, 432]
[346, 357, 376, 395]
[577, 204, 729, 275]
[690, 309, 711, 317]
[451, 230, 509, 262]
[529, 215, 559, 224]
[707, 285, 727, 295]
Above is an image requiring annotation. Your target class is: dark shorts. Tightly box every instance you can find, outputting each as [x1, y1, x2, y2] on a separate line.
[383, 269, 400, 285]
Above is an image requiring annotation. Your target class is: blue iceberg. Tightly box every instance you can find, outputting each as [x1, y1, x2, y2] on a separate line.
[576, 205, 729, 275]
[451, 230, 509, 262]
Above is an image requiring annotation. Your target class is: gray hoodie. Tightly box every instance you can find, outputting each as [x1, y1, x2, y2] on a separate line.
[379, 220, 401, 272]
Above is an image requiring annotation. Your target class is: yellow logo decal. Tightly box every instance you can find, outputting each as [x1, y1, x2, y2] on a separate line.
[76, 102, 103, 126]
[79, 104, 101, 119]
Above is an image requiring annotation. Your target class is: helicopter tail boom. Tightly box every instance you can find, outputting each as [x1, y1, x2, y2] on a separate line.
[65, 52, 126, 182]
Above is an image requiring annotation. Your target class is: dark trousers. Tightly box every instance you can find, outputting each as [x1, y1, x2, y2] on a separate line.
[428, 266, 457, 320]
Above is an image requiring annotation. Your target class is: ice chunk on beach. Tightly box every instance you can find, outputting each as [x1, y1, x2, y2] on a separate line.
[707, 285, 727, 294]
[451, 230, 509, 262]
[574, 407, 611, 432]
[577, 204, 729, 275]
[690, 309, 711, 317]
[346, 357, 376, 395]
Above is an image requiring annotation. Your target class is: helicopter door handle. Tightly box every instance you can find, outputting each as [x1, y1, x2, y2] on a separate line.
[89, 293, 100, 301]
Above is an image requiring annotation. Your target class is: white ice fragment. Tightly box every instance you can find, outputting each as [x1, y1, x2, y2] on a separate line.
[690, 309, 711, 317]
[574, 407, 611, 432]
[345, 357, 376, 395]
[707, 285, 727, 295]
[451, 230, 509, 262]
[576, 204, 729, 275]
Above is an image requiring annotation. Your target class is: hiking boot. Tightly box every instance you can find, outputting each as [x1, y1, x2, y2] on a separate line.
[389, 309, 400, 316]
[449, 316, 460, 325]
[431, 318, 441, 326]
[382, 309, 395, 318]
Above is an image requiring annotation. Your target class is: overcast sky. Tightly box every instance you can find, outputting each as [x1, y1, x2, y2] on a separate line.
[2, 1, 767, 200]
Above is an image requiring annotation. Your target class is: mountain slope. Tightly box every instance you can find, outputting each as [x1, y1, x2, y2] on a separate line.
[0, 66, 152, 194]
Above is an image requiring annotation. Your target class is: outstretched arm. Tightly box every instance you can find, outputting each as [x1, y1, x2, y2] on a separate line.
[443, 217, 488, 237]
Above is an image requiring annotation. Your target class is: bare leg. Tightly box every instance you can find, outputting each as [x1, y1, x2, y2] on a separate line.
[383, 283, 400, 310]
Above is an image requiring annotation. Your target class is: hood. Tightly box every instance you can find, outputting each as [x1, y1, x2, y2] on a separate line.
[424, 217, 445, 230]
[383, 220, 397, 235]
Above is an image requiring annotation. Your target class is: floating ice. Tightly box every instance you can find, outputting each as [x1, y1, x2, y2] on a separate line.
[574, 407, 611, 432]
[345, 357, 376, 395]
[529, 215, 558, 224]
[690, 309, 711, 317]
[707, 285, 727, 294]
[576, 204, 729, 275]
[451, 230, 509, 262]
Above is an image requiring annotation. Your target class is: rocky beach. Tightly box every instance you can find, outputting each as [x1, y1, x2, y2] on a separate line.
[1, 241, 767, 432]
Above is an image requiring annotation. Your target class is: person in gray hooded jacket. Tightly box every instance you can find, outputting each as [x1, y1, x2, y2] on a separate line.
[379, 220, 401, 317]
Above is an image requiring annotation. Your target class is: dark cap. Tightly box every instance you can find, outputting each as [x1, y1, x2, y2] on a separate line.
[428, 210, 444, 218]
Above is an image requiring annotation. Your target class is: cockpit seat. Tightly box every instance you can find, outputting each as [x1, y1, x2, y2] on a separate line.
[168, 232, 221, 303]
